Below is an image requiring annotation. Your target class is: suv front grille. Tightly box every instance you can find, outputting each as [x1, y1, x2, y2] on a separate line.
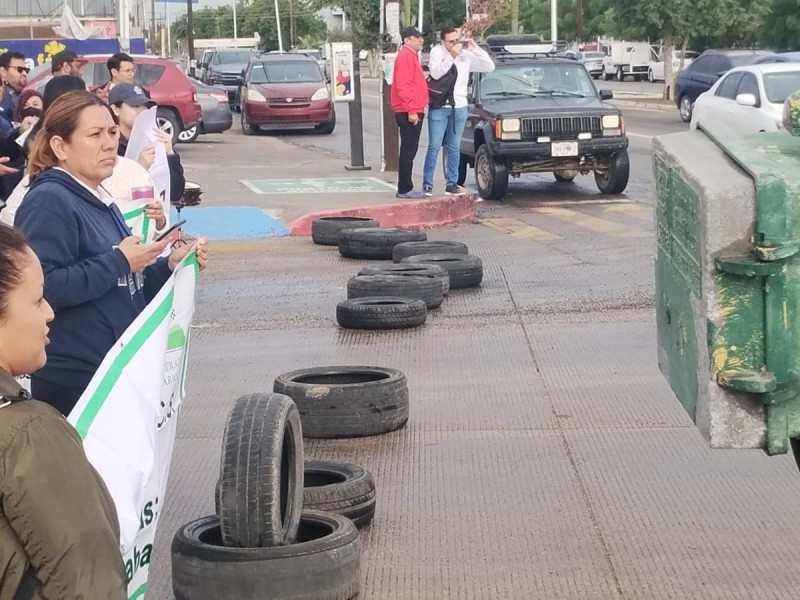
[522, 116, 602, 140]
[268, 97, 312, 107]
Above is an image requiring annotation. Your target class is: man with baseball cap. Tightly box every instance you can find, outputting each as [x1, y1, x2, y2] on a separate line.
[51, 50, 86, 77]
[390, 25, 428, 199]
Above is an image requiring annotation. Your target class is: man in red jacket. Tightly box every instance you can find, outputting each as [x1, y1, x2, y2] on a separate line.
[390, 26, 428, 198]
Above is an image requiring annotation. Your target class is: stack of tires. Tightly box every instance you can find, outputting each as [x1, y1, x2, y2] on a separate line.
[171, 393, 366, 600]
[313, 222, 483, 330]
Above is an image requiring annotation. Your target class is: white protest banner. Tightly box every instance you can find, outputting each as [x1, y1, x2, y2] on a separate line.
[124, 105, 172, 221]
[68, 251, 198, 599]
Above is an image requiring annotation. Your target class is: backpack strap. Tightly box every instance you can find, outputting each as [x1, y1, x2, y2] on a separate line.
[14, 566, 38, 600]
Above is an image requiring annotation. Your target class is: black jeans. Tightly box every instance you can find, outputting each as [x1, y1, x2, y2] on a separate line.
[31, 376, 87, 417]
[395, 112, 424, 194]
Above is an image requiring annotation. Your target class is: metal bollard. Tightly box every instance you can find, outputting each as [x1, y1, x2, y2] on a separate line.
[345, 59, 371, 171]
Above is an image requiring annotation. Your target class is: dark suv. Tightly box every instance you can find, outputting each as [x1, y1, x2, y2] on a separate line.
[458, 35, 629, 200]
[203, 48, 259, 108]
[674, 49, 769, 122]
[240, 53, 334, 135]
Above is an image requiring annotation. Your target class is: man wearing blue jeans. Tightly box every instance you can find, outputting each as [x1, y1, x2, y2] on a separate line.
[423, 28, 494, 196]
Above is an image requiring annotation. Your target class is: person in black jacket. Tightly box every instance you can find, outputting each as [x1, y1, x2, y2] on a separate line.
[108, 83, 185, 205]
[14, 90, 206, 415]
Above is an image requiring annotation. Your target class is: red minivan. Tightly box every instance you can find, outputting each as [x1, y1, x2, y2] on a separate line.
[240, 53, 335, 135]
[27, 55, 202, 144]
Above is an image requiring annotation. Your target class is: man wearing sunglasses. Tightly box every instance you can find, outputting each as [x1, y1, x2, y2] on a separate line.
[0, 52, 29, 115]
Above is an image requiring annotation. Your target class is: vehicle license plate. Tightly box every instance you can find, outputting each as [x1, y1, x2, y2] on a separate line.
[551, 141, 579, 156]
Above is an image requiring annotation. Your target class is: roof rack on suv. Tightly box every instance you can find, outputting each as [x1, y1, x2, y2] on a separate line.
[486, 34, 570, 58]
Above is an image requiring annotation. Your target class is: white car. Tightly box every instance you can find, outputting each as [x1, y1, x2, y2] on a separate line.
[690, 63, 800, 133]
[647, 50, 698, 82]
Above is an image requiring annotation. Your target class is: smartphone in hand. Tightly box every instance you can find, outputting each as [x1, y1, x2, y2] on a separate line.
[155, 219, 187, 242]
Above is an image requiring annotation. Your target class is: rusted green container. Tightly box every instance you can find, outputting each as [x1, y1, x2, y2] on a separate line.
[655, 118, 800, 455]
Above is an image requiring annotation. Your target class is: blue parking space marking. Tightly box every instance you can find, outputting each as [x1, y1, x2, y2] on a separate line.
[169, 206, 289, 239]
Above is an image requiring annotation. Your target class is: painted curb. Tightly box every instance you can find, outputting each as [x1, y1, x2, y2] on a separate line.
[288, 194, 477, 236]
[612, 99, 676, 113]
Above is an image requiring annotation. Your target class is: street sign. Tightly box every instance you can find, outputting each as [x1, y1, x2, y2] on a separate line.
[329, 42, 355, 103]
[240, 177, 396, 194]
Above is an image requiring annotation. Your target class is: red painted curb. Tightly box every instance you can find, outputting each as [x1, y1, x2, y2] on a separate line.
[288, 194, 477, 236]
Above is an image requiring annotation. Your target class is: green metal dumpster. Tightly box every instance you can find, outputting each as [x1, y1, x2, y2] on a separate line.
[655, 118, 800, 455]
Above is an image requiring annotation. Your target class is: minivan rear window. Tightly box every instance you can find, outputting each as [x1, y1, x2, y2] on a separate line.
[250, 61, 322, 83]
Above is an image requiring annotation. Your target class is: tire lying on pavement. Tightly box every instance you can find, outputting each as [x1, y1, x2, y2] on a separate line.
[347, 274, 444, 309]
[338, 227, 427, 260]
[358, 262, 450, 295]
[171, 511, 361, 600]
[401, 254, 483, 289]
[304, 460, 376, 529]
[274, 366, 409, 438]
[392, 240, 468, 263]
[218, 393, 304, 548]
[311, 216, 380, 246]
[337, 297, 427, 330]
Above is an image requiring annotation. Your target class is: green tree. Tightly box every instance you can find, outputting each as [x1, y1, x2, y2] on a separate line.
[760, 0, 800, 49]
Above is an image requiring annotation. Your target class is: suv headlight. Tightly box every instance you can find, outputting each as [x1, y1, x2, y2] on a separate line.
[311, 86, 330, 101]
[502, 118, 521, 132]
[246, 88, 266, 102]
[601, 114, 620, 129]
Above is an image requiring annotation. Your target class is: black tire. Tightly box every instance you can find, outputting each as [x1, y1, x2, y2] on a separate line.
[678, 95, 693, 122]
[347, 274, 444, 309]
[594, 151, 630, 195]
[553, 170, 577, 183]
[602, 66, 611, 81]
[219, 393, 304, 548]
[474, 145, 508, 201]
[315, 110, 336, 134]
[172, 512, 361, 600]
[338, 227, 427, 260]
[336, 297, 427, 329]
[304, 460, 376, 528]
[156, 107, 181, 146]
[241, 107, 256, 135]
[457, 153, 469, 186]
[401, 254, 483, 289]
[648, 69, 655, 83]
[311, 216, 380, 246]
[392, 240, 468, 263]
[358, 263, 450, 295]
[273, 366, 409, 438]
[616, 67, 624, 82]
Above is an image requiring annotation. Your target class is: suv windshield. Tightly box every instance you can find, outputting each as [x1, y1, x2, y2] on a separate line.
[764, 71, 800, 103]
[216, 51, 255, 64]
[480, 63, 597, 99]
[250, 61, 322, 83]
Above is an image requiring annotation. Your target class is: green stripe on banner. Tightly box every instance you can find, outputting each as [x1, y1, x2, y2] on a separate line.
[74, 289, 174, 439]
[121, 206, 144, 220]
[129, 583, 146, 600]
[141, 215, 151, 239]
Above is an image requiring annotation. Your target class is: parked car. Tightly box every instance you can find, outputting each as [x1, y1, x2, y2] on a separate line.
[26, 54, 202, 145]
[203, 48, 259, 108]
[674, 49, 770, 122]
[647, 50, 698, 82]
[195, 49, 213, 81]
[750, 51, 800, 64]
[690, 63, 800, 133]
[561, 50, 606, 78]
[178, 78, 233, 143]
[240, 53, 334, 135]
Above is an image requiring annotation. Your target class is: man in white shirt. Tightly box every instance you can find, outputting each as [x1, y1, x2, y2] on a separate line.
[423, 27, 494, 196]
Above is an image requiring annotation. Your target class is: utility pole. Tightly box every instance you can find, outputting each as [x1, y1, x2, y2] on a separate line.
[510, 0, 518, 35]
[274, 0, 284, 52]
[187, 0, 196, 75]
[289, 0, 294, 48]
[575, 0, 583, 41]
[233, 0, 238, 39]
[151, 0, 157, 53]
[550, 0, 557, 48]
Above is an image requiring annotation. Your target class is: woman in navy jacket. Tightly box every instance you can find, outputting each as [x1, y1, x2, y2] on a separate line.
[15, 91, 206, 416]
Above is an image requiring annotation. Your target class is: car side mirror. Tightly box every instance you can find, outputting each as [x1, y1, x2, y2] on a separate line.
[735, 93, 757, 107]
[599, 89, 613, 100]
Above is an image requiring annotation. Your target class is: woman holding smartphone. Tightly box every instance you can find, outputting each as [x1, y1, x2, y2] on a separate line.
[15, 91, 207, 416]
